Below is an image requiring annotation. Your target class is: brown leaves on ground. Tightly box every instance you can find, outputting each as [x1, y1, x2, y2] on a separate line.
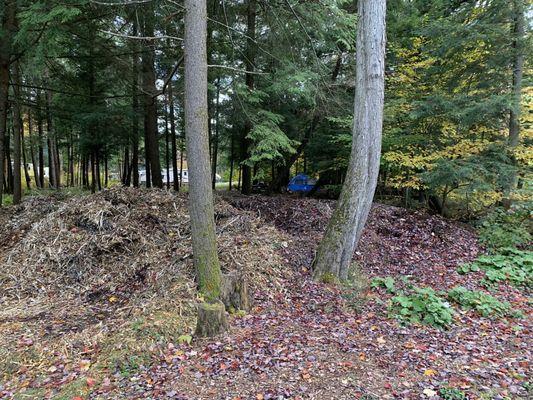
[0, 191, 531, 399]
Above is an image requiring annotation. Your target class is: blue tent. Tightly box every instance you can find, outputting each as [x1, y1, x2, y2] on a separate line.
[287, 174, 316, 193]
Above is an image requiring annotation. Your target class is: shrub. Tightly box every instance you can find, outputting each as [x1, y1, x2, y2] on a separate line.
[447, 286, 523, 318]
[478, 206, 531, 251]
[458, 249, 532, 288]
[439, 387, 467, 400]
[370, 276, 397, 293]
[389, 287, 454, 328]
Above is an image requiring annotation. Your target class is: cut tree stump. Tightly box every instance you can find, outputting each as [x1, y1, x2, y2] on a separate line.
[195, 300, 228, 337]
[221, 272, 251, 312]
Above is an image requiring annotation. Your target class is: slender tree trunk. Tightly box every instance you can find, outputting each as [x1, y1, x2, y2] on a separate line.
[503, 0, 525, 204]
[228, 133, 234, 191]
[141, 3, 163, 189]
[104, 153, 108, 188]
[6, 126, 13, 193]
[131, 16, 140, 188]
[0, 0, 15, 205]
[211, 77, 221, 189]
[240, 0, 256, 195]
[165, 94, 170, 189]
[169, 80, 179, 191]
[45, 87, 59, 189]
[28, 109, 40, 188]
[12, 62, 22, 204]
[21, 118, 31, 190]
[313, 0, 386, 281]
[122, 146, 130, 185]
[185, 0, 224, 306]
[37, 96, 45, 188]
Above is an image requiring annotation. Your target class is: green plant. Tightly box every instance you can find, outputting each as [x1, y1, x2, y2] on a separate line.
[439, 386, 467, 400]
[371, 276, 397, 293]
[447, 286, 523, 318]
[458, 249, 532, 288]
[478, 206, 531, 251]
[389, 287, 454, 328]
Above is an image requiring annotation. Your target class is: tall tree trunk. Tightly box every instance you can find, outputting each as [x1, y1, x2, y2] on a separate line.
[165, 94, 170, 189]
[141, 3, 163, 189]
[6, 126, 13, 193]
[211, 77, 220, 189]
[37, 95, 45, 188]
[131, 16, 140, 188]
[21, 129, 31, 191]
[0, 0, 15, 205]
[46, 87, 60, 189]
[228, 133, 234, 191]
[28, 109, 40, 188]
[240, 0, 257, 195]
[104, 153, 108, 188]
[168, 77, 179, 191]
[312, 0, 386, 281]
[122, 146, 130, 185]
[12, 62, 22, 204]
[185, 0, 226, 334]
[504, 0, 525, 203]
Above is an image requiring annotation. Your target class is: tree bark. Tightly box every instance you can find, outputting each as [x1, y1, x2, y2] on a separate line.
[0, 0, 15, 206]
[165, 94, 170, 189]
[12, 62, 22, 204]
[28, 109, 40, 188]
[312, 0, 386, 281]
[185, 0, 227, 335]
[211, 77, 221, 189]
[141, 3, 163, 189]
[36, 93, 45, 188]
[131, 16, 140, 188]
[240, 0, 257, 195]
[168, 77, 179, 191]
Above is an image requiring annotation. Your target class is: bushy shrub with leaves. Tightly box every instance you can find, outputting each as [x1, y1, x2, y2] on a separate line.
[439, 387, 467, 400]
[457, 248, 532, 288]
[389, 287, 454, 328]
[478, 205, 531, 250]
[447, 286, 523, 318]
[370, 276, 397, 293]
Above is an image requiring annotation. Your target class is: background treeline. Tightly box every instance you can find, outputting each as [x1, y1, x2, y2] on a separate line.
[0, 0, 530, 217]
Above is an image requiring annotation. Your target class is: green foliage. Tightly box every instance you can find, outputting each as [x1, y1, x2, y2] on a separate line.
[447, 286, 523, 318]
[458, 249, 533, 288]
[439, 387, 467, 400]
[371, 276, 397, 294]
[478, 206, 532, 250]
[389, 287, 454, 328]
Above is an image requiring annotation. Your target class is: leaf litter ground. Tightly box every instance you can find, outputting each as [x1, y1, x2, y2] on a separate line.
[0, 189, 530, 399]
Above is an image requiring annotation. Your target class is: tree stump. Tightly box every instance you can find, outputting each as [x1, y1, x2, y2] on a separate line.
[195, 300, 228, 337]
[221, 272, 251, 312]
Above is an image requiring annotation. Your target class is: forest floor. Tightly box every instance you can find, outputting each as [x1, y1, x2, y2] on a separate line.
[0, 189, 530, 400]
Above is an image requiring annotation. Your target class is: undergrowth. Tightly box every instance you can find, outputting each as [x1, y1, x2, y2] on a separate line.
[389, 287, 454, 328]
[457, 248, 532, 288]
[447, 286, 523, 318]
[477, 205, 531, 251]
